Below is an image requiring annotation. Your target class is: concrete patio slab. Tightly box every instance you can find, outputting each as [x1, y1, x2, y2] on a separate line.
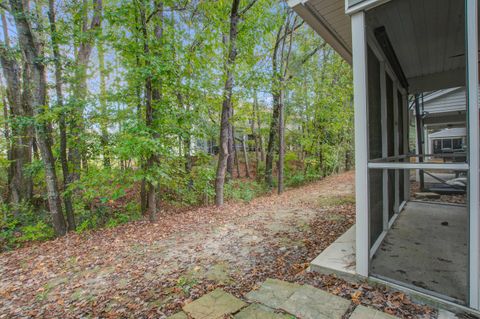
[281, 284, 351, 319]
[183, 289, 247, 319]
[349, 305, 398, 319]
[310, 225, 356, 280]
[437, 309, 458, 319]
[246, 278, 302, 309]
[371, 201, 468, 302]
[234, 304, 293, 319]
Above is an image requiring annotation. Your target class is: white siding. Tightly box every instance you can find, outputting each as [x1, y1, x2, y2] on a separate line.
[422, 87, 475, 114]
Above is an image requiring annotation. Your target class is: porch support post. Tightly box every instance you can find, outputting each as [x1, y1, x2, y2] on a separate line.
[393, 82, 399, 213]
[380, 63, 388, 230]
[352, 11, 369, 277]
[403, 94, 410, 200]
[466, 0, 480, 309]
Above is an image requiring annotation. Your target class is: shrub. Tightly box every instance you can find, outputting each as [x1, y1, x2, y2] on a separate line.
[225, 179, 268, 203]
[17, 221, 54, 243]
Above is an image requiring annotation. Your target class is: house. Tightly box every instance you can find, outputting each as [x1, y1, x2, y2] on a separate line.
[420, 88, 468, 156]
[289, 0, 480, 312]
[427, 127, 466, 156]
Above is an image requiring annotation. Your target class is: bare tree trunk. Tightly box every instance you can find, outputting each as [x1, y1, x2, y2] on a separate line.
[277, 14, 295, 195]
[1, 87, 12, 203]
[242, 135, 250, 178]
[265, 93, 280, 187]
[10, 0, 66, 235]
[0, 14, 33, 209]
[140, 0, 164, 222]
[215, 0, 241, 206]
[226, 106, 235, 179]
[251, 95, 261, 172]
[255, 96, 265, 162]
[48, 0, 75, 230]
[278, 90, 285, 194]
[97, 38, 110, 168]
[233, 128, 240, 178]
[70, 0, 102, 184]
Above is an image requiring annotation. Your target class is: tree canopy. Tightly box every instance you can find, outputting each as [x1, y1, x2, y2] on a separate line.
[0, 0, 352, 248]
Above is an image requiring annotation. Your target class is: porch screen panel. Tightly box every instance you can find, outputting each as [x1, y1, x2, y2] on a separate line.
[397, 91, 405, 203]
[367, 46, 383, 246]
[386, 75, 395, 219]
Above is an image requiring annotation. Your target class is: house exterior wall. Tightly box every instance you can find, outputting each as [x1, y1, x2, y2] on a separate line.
[423, 88, 466, 114]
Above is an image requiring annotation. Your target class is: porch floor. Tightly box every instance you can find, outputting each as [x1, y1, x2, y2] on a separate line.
[371, 201, 468, 303]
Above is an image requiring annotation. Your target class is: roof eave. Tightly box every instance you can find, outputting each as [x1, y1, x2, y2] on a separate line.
[289, 0, 353, 65]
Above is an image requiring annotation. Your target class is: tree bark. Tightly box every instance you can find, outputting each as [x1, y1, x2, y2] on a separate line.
[140, 0, 164, 222]
[10, 0, 66, 236]
[0, 14, 33, 209]
[97, 38, 110, 168]
[233, 127, 240, 178]
[48, 0, 75, 230]
[227, 107, 234, 179]
[265, 93, 280, 187]
[215, 0, 240, 206]
[251, 95, 261, 173]
[70, 0, 102, 184]
[277, 90, 285, 194]
[242, 135, 250, 178]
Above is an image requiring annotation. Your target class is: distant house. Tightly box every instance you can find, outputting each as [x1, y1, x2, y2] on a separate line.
[427, 127, 466, 156]
[417, 88, 468, 156]
[421, 88, 467, 127]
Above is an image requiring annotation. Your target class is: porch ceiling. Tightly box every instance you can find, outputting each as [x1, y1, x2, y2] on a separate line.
[367, 0, 466, 93]
[290, 0, 470, 93]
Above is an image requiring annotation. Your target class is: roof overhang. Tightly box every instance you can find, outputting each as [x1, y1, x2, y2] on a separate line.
[288, 0, 352, 64]
[290, 0, 467, 93]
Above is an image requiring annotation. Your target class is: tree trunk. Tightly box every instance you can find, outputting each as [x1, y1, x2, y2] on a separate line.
[70, 0, 103, 184]
[233, 127, 240, 178]
[265, 93, 280, 187]
[215, 0, 241, 206]
[227, 107, 234, 179]
[97, 38, 110, 168]
[251, 96, 261, 173]
[242, 136, 250, 178]
[140, 0, 164, 222]
[10, 0, 67, 236]
[0, 14, 33, 209]
[48, 0, 75, 230]
[278, 89, 285, 194]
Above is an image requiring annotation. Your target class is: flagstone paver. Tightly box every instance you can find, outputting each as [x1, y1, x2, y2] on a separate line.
[183, 289, 247, 319]
[246, 278, 302, 309]
[166, 311, 189, 319]
[281, 284, 351, 319]
[234, 303, 294, 319]
[349, 305, 399, 319]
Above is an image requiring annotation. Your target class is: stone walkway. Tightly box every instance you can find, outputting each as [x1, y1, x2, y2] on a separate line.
[168, 278, 398, 319]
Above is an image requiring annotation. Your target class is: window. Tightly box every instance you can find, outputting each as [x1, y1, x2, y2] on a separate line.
[453, 138, 463, 150]
[442, 139, 452, 149]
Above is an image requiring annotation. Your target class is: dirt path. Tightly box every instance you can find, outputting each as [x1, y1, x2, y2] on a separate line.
[0, 172, 433, 318]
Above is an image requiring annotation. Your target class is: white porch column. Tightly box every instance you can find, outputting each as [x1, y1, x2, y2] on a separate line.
[380, 63, 388, 230]
[403, 94, 410, 199]
[352, 11, 369, 277]
[393, 82, 400, 213]
[467, 0, 480, 309]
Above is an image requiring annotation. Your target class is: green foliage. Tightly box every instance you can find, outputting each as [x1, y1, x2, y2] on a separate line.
[225, 179, 269, 203]
[0, 0, 354, 248]
[0, 202, 54, 250]
[17, 221, 55, 243]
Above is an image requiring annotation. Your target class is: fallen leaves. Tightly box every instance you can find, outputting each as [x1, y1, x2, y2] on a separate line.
[0, 171, 434, 318]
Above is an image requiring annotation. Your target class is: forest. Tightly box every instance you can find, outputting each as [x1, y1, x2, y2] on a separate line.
[0, 0, 353, 250]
